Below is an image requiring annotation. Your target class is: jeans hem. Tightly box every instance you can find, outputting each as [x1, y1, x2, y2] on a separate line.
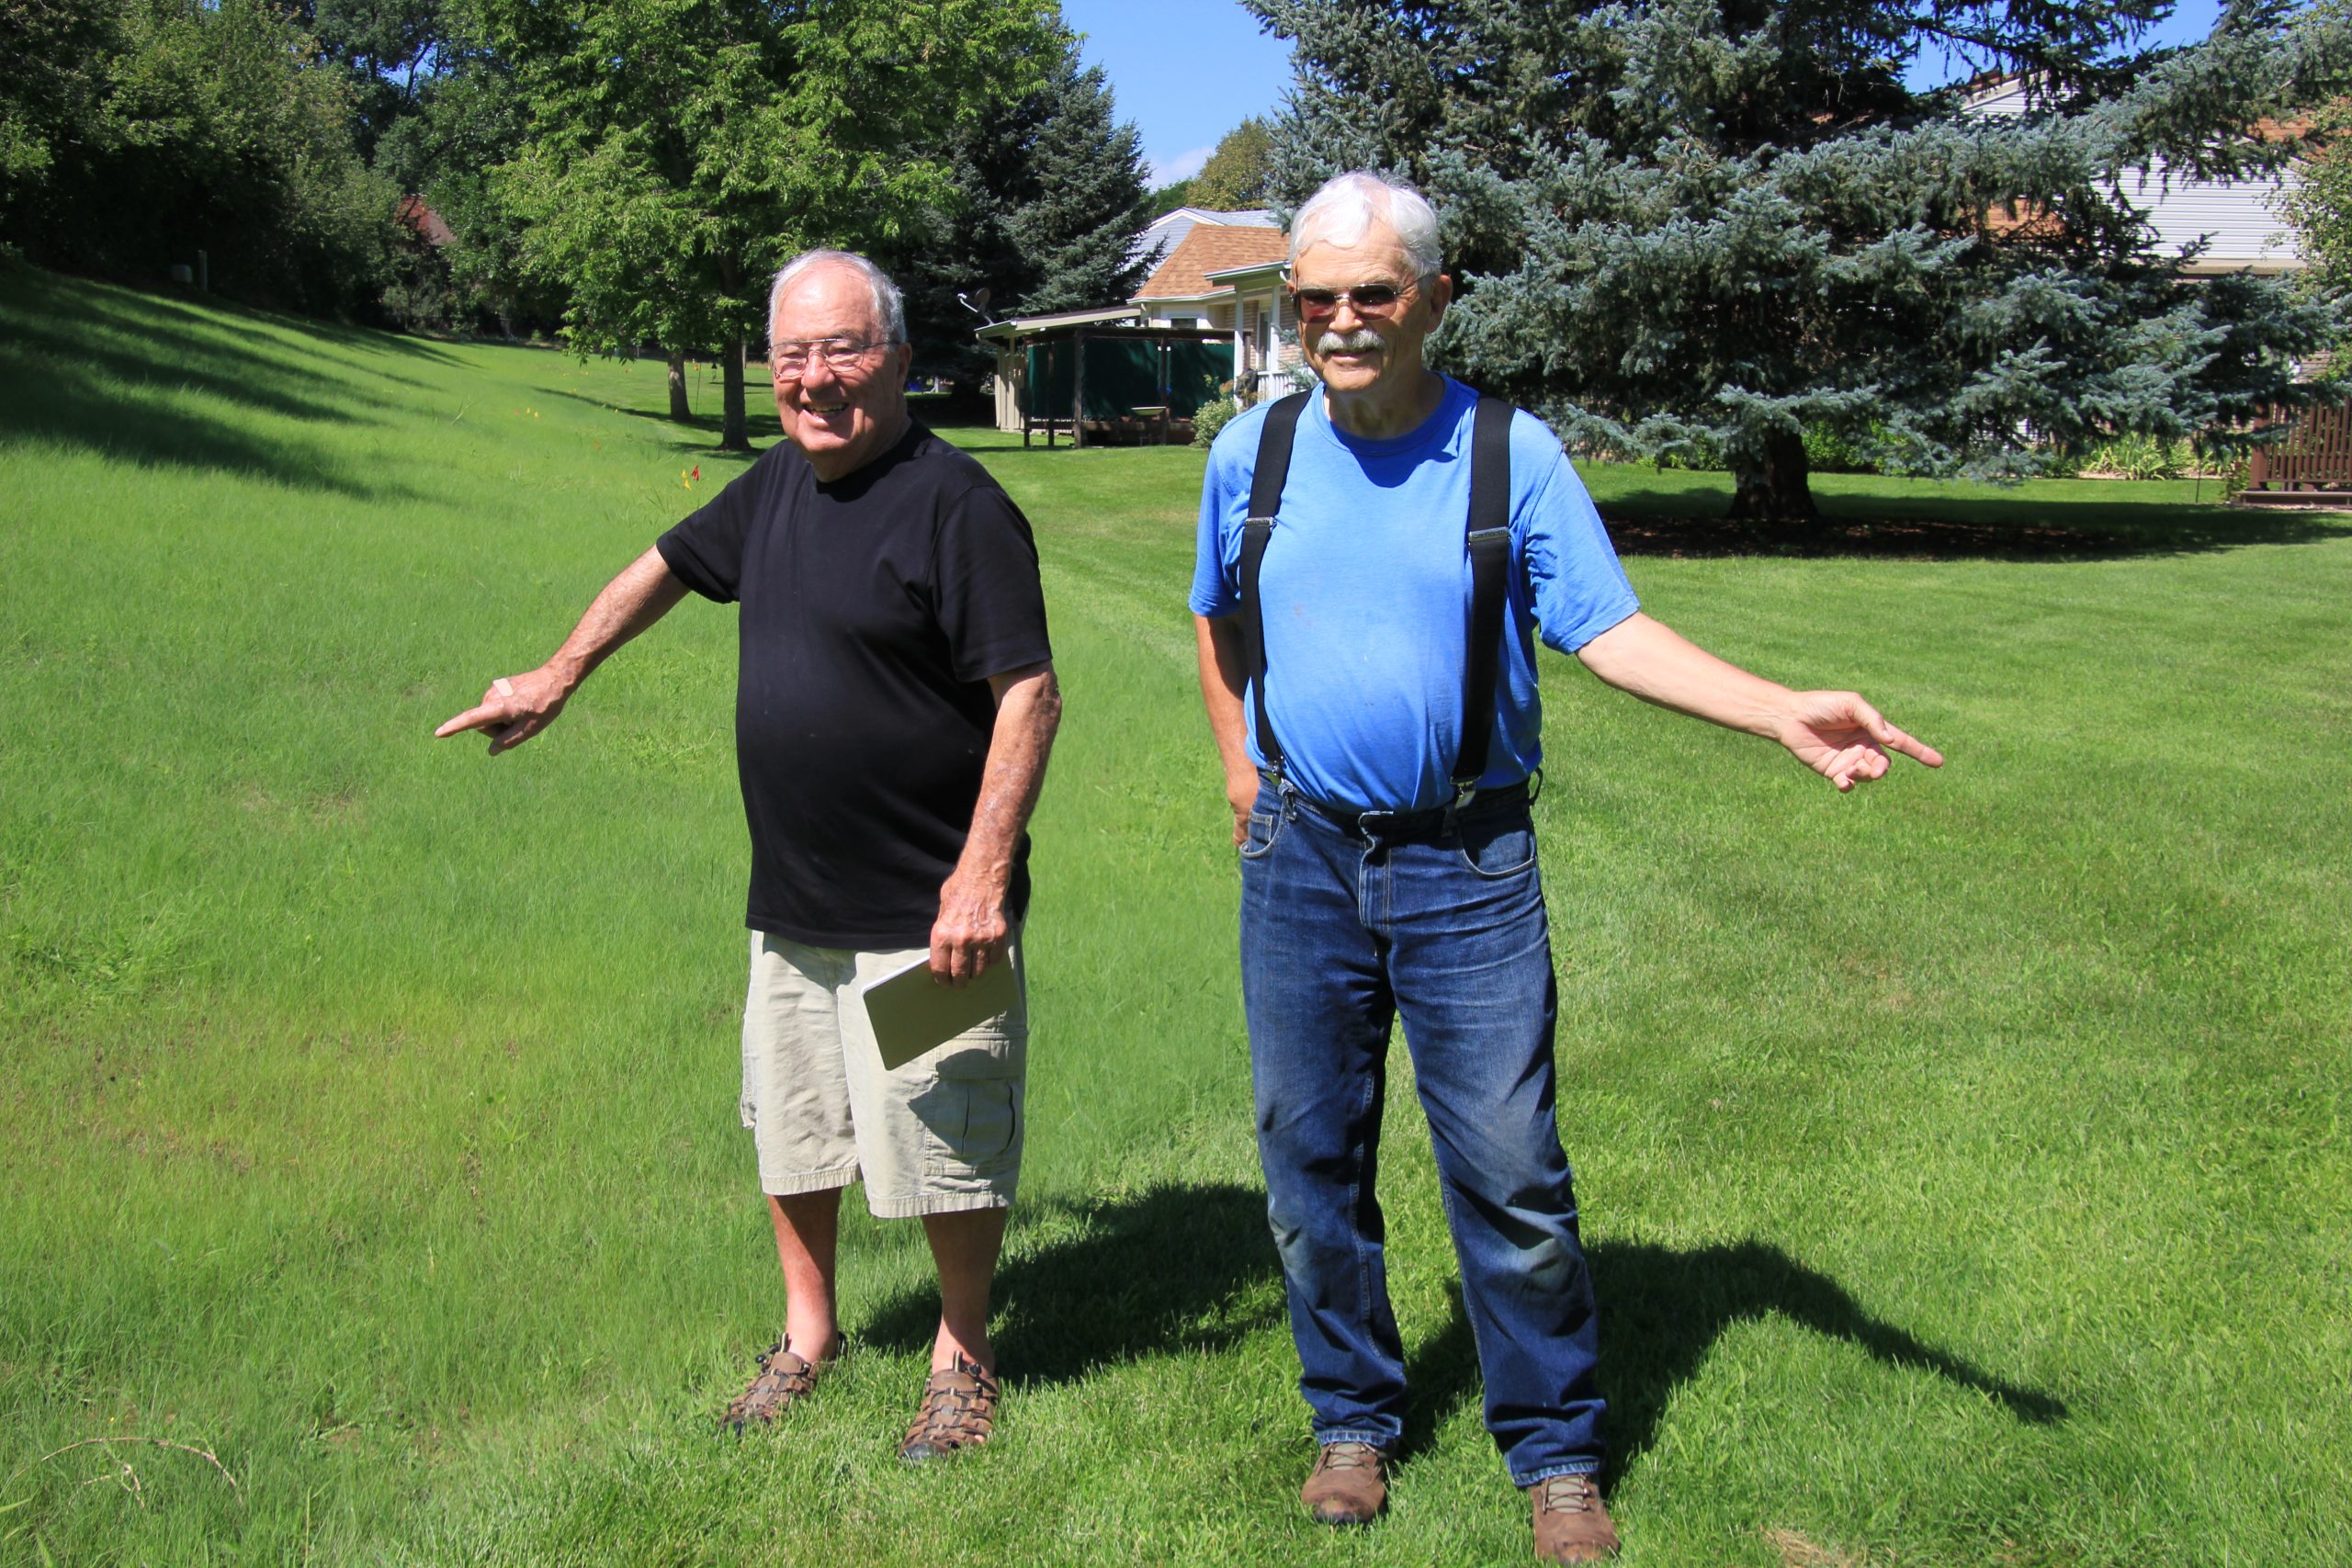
[1511, 1459, 1603, 1487]
[1316, 1428, 1396, 1450]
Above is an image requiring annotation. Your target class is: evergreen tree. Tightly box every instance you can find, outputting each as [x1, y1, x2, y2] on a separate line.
[888, 33, 1151, 392]
[1251, 0, 2352, 518]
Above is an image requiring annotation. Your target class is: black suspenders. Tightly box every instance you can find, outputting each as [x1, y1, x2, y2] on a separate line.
[1237, 389, 1516, 805]
[1237, 393, 1309, 778]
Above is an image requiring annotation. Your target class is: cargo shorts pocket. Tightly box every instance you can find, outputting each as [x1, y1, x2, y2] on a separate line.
[914, 1025, 1026, 1179]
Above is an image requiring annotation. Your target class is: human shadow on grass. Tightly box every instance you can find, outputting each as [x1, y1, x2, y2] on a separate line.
[1595, 489, 2344, 561]
[856, 1181, 1283, 1382]
[1397, 1238, 2068, 1476]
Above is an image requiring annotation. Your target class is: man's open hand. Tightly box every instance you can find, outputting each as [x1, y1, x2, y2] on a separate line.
[435, 666, 571, 754]
[1775, 692, 1944, 791]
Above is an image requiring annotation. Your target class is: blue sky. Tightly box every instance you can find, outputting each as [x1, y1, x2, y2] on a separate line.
[1060, 0, 1295, 186]
[1062, 0, 2231, 191]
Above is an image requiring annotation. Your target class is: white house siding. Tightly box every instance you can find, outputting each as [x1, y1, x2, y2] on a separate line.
[2125, 157, 2302, 272]
[1963, 77, 2303, 272]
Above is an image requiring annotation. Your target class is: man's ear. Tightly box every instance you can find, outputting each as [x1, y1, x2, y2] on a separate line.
[1429, 271, 1453, 325]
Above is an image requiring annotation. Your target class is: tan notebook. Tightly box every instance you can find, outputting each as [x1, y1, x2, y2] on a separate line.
[858, 953, 1019, 1070]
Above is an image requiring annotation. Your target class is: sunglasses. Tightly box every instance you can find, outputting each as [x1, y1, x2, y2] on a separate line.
[1287, 280, 1421, 321]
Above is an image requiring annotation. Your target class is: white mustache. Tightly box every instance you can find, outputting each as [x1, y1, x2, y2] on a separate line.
[1314, 330, 1385, 355]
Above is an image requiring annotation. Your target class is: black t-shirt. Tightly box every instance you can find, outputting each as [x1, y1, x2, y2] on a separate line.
[655, 423, 1052, 948]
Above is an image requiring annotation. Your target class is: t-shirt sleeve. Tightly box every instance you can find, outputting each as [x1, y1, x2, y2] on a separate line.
[1513, 419, 1639, 654]
[656, 455, 767, 604]
[934, 484, 1054, 683]
[1189, 428, 1247, 618]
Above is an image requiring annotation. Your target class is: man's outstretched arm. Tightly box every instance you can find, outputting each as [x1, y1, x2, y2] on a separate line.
[1576, 612, 1944, 791]
[931, 662, 1063, 986]
[434, 546, 690, 754]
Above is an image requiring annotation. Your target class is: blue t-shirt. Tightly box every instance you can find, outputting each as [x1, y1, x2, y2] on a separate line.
[1190, 378, 1639, 810]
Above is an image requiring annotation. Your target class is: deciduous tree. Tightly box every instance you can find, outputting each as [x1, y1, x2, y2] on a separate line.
[1191, 116, 1273, 209]
[483, 0, 1055, 450]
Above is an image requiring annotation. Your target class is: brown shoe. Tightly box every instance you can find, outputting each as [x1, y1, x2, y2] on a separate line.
[899, 1352, 1000, 1463]
[1300, 1440, 1388, 1525]
[1528, 1472, 1619, 1563]
[720, 1337, 834, 1433]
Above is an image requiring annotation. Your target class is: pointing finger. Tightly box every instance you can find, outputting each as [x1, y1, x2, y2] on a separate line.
[435, 703, 503, 739]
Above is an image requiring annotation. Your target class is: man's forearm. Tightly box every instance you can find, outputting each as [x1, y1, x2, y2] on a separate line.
[1193, 615, 1255, 784]
[547, 547, 691, 694]
[1575, 611, 1794, 737]
[436, 546, 691, 750]
[951, 666, 1063, 892]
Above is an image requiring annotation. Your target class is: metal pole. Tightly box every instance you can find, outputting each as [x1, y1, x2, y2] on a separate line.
[1072, 333, 1087, 450]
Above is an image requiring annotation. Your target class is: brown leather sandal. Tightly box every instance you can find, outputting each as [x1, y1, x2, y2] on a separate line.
[898, 1351, 1000, 1462]
[721, 1337, 836, 1433]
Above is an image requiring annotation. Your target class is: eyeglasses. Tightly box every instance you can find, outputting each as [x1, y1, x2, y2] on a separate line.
[1287, 279, 1423, 321]
[769, 338, 888, 378]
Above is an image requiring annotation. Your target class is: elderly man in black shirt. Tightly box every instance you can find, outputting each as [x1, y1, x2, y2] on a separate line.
[438, 250, 1059, 1461]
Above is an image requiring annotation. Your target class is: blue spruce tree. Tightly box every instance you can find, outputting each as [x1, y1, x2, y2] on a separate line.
[1252, 0, 2349, 518]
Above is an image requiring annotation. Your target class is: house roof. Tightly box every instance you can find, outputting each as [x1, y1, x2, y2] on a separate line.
[973, 304, 1145, 342]
[1129, 207, 1279, 273]
[1133, 225, 1292, 303]
[396, 195, 453, 247]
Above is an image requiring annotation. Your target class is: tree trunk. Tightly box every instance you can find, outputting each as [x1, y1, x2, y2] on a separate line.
[666, 352, 691, 421]
[719, 333, 750, 451]
[1727, 429, 1819, 521]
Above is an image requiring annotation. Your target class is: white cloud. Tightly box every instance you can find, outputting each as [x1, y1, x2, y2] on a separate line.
[1148, 145, 1215, 187]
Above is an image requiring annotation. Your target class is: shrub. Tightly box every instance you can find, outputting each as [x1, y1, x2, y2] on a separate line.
[1803, 422, 1872, 474]
[1193, 395, 1241, 448]
[2074, 433, 2196, 480]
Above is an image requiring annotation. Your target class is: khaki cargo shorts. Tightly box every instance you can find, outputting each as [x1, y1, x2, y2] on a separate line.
[740, 929, 1026, 1218]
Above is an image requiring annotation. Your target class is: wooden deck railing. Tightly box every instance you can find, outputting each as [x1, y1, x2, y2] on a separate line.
[2246, 404, 2352, 491]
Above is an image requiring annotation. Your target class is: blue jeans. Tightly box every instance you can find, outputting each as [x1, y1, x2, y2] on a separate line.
[1239, 777, 1604, 1484]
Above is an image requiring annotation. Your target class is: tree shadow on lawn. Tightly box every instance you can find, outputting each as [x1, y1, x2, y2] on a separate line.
[1599, 487, 2346, 561]
[1399, 1238, 2069, 1479]
[0, 265, 425, 499]
[539, 388, 770, 464]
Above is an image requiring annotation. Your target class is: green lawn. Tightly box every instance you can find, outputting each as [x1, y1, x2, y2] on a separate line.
[3, 261, 2347, 1566]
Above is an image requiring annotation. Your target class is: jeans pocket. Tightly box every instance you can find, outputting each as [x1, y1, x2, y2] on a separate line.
[1455, 813, 1537, 878]
[1239, 807, 1285, 861]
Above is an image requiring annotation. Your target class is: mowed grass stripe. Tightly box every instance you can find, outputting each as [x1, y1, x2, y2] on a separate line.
[2, 262, 2348, 1565]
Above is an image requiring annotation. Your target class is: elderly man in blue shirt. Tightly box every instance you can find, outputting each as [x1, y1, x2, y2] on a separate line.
[1191, 171, 1943, 1564]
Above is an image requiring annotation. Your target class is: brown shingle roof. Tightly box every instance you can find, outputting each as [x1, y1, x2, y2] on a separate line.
[1134, 224, 1290, 302]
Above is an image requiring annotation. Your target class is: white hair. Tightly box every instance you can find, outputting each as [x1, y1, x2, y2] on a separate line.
[1288, 172, 1442, 277]
[767, 249, 906, 344]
